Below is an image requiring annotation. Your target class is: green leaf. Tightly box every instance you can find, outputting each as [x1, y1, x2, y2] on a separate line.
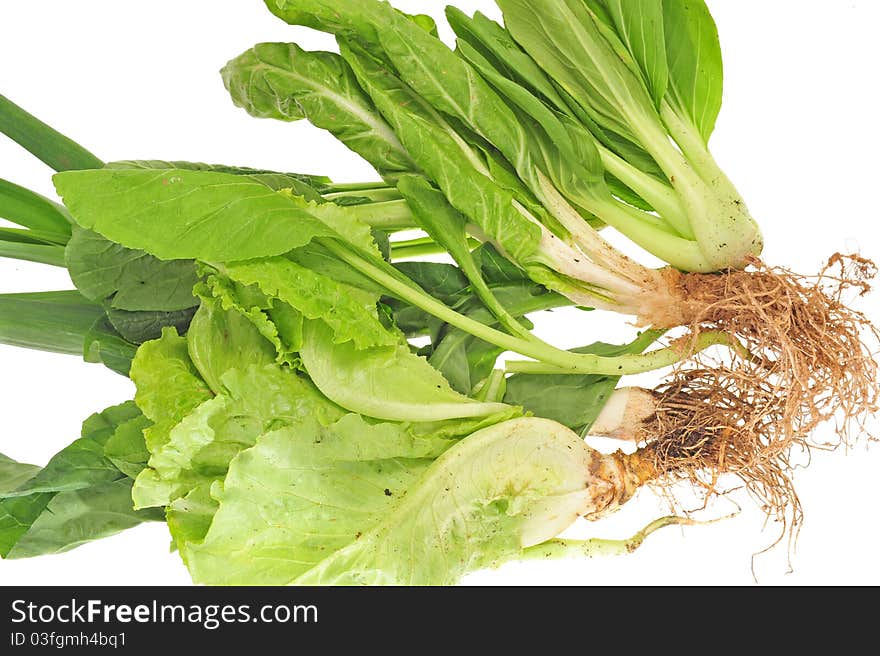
[65, 227, 199, 312]
[105, 306, 198, 345]
[224, 256, 400, 351]
[429, 333, 504, 396]
[83, 316, 138, 376]
[599, 1, 669, 106]
[106, 159, 330, 200]
[4, 480, 163, 559]
[0, 93, 103, 171]
[339, 41, 544, 267]
[129, 328, 213, 452]
[294, 417, 596, 585]
[0, 454, 40, 495]
[53, 168, 338, 262]
[300, 319, 512, 422]
[4, 402, 142, 499]
[396, 175, 533, 339]
[103, 414, 153, 479]
[446, 8, 572, 112]
[182, 412, 451, 584]
[662, 0, 724, 142]
[503, 332, 661, 435]
[222, 43, 415, 180]
[186, 294, 277, 394]
[132, 364, 345, 511]
[497, 0, 659, 148]
[0, 402, 159, 559]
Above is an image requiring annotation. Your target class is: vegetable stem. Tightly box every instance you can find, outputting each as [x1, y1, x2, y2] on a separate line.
[323, 239, 729, 376]
[0, 94, 104, 171]
[0, 241, 66, 267]
[0, 177, 73, 235]
[345, 199, 416, 230]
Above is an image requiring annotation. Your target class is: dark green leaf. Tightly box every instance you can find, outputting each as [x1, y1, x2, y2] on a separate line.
[66, 227, 199, 312]
[106, 306, 198, 345]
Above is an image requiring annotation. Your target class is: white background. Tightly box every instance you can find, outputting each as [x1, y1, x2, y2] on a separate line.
[1, 1, 878, 586]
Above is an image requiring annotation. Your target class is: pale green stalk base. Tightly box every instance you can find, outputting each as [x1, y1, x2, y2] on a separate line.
[519, 515, 696, 561]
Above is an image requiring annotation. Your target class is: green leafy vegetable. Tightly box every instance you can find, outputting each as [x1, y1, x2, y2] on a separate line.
[0, 402, 161, 559]
[222, 43, 416, 179]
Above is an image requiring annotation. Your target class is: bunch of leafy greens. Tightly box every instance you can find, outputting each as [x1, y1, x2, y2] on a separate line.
[1, 92, 677, 583]
[231, 0, 761, 331]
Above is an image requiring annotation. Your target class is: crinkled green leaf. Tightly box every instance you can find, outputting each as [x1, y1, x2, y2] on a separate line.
[224, 256, 399, 351]
[182, 412, 456, 585]
[250, 417, 593, 585]
[222, 43, 415, 180]
[133, 364, 345, 511]
[129, 328, 212, 452]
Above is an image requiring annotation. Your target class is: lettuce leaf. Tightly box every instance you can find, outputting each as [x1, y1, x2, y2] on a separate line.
[184, 416, 594, 585]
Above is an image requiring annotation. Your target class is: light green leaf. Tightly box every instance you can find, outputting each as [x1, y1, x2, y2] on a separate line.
[497, 0, 659, 148]
[186, 294, 276, 394]
[600, 0, 668, 105]
[300, 319, 510, 422]
[295, 417, 595, 585]
[129, 328, 213, 452]
[132, 364, 345, 510]
[182, 412, 454, 585]
[0, 454, 40, 495]
[53, 168, 338, 262]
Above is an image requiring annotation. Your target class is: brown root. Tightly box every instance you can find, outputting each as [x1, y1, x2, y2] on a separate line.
[631, 254, 879, 539]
